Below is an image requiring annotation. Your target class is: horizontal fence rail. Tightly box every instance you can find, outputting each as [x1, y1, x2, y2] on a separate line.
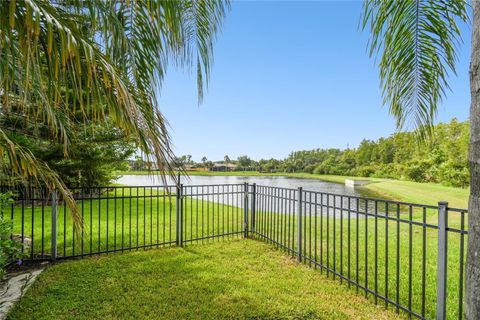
[2, 183, 467, 320]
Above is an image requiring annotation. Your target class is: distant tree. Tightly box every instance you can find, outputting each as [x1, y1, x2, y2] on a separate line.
[132, 156, 147, 171]
[224, 155, 231, 163]
[237, 155, 253, 168]
[205, 161, 214, 170]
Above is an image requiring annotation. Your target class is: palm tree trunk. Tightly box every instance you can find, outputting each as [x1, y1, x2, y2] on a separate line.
[466, 2, 480, 319]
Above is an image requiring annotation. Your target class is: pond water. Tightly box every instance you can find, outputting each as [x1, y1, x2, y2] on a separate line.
[117, 174, 368, 196]
[116, 175, 407, 216]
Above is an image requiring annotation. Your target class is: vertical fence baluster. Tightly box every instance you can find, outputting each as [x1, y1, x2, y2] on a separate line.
[315, 193, 318, 269]
[365, 199, 368, 297]
[421, 207, 427, 318]
[459, 211, 465, 319]
[340, 195, 343, 283]
[436, 201, 448, 320]
[327, 194, 330, 276]
[122, 188, 125, 251]
[347, 197, 351, 287]
[356, 198, 359, 291]
[396, 203, 400, 313]
[143, 187, 146, 248]
[31, 188, 34, 260]
[51, 190, 57, 261]
[244, 183, 249, 238]
[196, 186, 199, 243]
[176, 184, 182, 247]
[333, 195, 336, 279]
[106, 188, 109, 252]
[201, 186, 205, 243]
[385, 201, 389, 309]
[251, 183, 256, 235]
[374, 200, 378, 304]
[222, 185, 225, 240]
[408, 205, 413, 316]
[297, 187, 302, 262]
[80, 188, 84, 256]
[41, 195, 45, 257]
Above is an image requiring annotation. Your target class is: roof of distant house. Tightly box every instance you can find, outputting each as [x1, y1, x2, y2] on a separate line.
[213, 163, 237, 168]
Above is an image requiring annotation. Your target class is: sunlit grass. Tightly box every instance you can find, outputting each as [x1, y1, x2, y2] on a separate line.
[253, 203, 466, 320]
[8, 240, 401, 320]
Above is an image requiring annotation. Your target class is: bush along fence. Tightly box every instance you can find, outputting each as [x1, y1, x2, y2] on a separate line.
[3, 183, 467, 320]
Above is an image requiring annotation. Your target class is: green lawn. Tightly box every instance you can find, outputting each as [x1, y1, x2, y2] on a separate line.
[8, 239, 401, 320]
[117, 170, 469, 208]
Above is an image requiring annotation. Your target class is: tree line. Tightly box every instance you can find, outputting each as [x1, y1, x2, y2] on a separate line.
[164, 118, 468, 188]
[279, 118, 469, 187]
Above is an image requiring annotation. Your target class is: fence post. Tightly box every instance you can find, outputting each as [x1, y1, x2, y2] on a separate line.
[176, 184, 183, 247]
[436, 201, 448, 320]
[244, 183, 249, 238]
[251, 183, 256, 235]
[297, 187, 303, 262]
[51, 190, 57, 261]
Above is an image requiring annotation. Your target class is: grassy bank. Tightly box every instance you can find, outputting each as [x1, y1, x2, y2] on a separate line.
[117, 170, 469, 208]
[8, 240, 399, 320]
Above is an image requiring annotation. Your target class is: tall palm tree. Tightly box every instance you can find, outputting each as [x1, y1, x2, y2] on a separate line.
[0, 1, 228, 224]
[361, 0, 477, 318]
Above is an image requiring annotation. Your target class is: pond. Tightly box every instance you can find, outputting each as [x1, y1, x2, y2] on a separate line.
[117, 174, 376, 198]
[116, 175, 408, 216]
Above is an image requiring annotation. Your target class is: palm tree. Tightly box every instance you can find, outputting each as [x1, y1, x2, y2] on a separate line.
[361, 1, 477, 317]
[224, 155, 231, 163]
[0, 1, 228, 225]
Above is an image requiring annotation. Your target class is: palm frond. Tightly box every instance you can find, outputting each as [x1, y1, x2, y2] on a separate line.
[0, 129, 81, 230]
[0, 0, 229, 225]
[361, 0, 468, 140]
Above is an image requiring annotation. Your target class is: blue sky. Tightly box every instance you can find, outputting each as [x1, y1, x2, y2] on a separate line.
[158, 1, 471, 162]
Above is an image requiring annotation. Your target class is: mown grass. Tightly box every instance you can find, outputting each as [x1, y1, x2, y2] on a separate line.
[8, 239, 401, 320]
[252, 205, 466, 320]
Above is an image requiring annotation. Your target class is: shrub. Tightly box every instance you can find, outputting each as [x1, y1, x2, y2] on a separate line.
[404, 160, 431, 182]
[352, 165, 377, 177]
[0, 192, 25, 278]
[304, 164, 317, 174]
[437, 161, 469, 188]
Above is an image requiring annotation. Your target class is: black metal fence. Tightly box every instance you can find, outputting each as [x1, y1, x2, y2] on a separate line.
[4, 183, 467, 320]
[5, 184, 246, 260]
